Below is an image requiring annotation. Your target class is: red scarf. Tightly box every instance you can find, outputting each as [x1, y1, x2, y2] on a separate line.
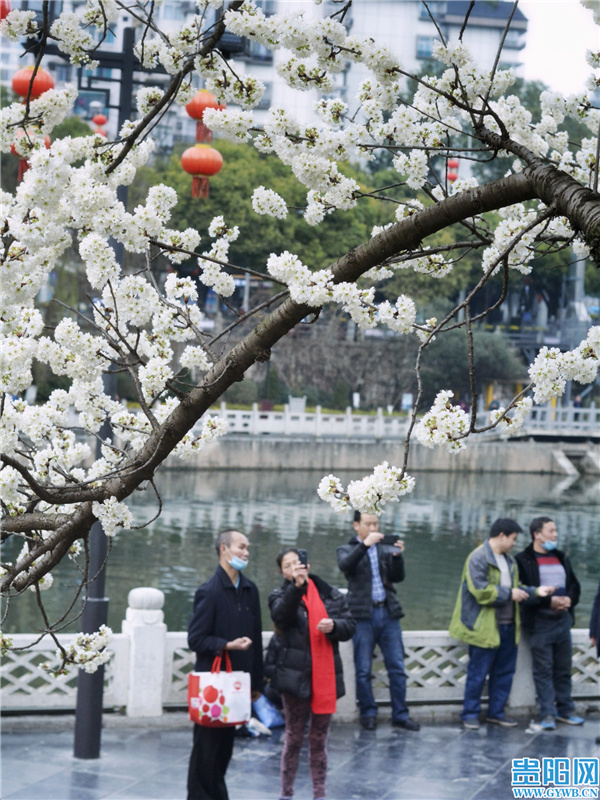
[304, 578, 337, 714]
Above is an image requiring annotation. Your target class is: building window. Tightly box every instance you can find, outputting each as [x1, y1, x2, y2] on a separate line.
[419, 2, 447, 20]
[503, 29, 525, 50]
[256, 82, 272, 110]
[243, 39, 273, 63]
[416, 36, 435, 59]
[255, 0, 276, 14]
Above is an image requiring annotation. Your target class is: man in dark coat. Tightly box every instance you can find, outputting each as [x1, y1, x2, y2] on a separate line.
[336, 511, 419, 731]
[187, 529, 263, 800]
[516, 516, 582, 730]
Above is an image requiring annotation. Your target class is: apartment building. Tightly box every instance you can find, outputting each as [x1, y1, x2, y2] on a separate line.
[2, 1, 527, 148]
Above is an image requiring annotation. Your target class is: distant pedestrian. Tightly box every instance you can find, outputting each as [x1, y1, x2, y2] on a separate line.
[337, 512, 420, 732]
[488, 395, 500, 412]
[449, 518, 554, 730]
[269, 548, 355, 800]
[516, 517, 583, 730]
[187, 529, 263, 800]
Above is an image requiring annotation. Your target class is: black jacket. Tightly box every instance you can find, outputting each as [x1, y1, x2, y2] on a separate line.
[188, 565, 263, 692]
[590, 577, 600, 657]
[337, 537, 405, 620]
[268, 574, 355, 701]
[515, 544, 580, 632]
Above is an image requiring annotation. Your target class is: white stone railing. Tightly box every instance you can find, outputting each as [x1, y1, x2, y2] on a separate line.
[2, 588, 598, 720]
[194, 402, 600, 440]
[196, 403, 410, 439]
[475, 404, 600, 437]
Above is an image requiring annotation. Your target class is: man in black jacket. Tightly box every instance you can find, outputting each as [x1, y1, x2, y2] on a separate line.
[336, 511, 419, 732]
[515, 517, 582, 731]
[187, 529, 263, 800]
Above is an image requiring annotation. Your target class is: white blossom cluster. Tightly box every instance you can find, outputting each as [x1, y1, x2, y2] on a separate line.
[415, 391, 470, 453]
[318, 462, 415, 516]
[48, 625, 113, 675]
[197, 216, 240, 297]
[528, 327, 600, 403]
[91, 497, 134, 538]
[489, 397, 534, 437]
[251, 186, 288, 219]
[0, 9, 38, 40]
[173, 415, 228, 460]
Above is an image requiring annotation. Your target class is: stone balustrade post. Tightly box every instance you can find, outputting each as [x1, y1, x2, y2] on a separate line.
[315, 405, 322, 437]
[122, 587, 167, 717]
[374, 407, 384, 439]
[507, 631, 537, 717]
[345, 406, 352, 437]
[336, 640, 357, 721]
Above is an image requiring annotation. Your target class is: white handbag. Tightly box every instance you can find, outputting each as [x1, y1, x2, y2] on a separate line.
[188, 651, 251, 727]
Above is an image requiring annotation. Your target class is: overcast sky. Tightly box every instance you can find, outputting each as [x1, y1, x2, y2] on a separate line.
[519, 0, 598, 95]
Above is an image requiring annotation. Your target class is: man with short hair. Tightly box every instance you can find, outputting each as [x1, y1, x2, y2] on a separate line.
[450, 518, 553, 730]
[187, 529, 263, 800]
[516, 517, 583, 730]
[336, 511, 420, 732]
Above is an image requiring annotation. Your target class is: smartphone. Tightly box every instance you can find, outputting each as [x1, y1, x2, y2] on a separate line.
[297, 548, 308, 567]
[381, 534, 401, 546]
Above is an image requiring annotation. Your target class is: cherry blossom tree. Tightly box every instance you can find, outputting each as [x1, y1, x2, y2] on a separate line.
[1, 0, 599, 669]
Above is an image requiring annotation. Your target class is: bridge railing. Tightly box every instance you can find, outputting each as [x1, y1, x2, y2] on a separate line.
[2, 588, 598, 721]
[197, 402, 599, 440]
[195, 403, 411, 439]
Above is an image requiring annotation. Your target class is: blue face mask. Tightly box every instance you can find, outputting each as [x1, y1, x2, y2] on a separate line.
[541, 539, 557, 552]
[228, 554, 249, 571]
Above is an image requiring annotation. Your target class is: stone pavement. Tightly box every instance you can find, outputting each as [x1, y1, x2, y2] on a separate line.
[2, 710, 599, 800]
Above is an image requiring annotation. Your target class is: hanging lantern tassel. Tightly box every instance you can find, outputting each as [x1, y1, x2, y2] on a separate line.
[191, 175, 209, 199]
[181, 144, 223, 199]
[11, 130, 51, 182]
[185, 90, 226, 144]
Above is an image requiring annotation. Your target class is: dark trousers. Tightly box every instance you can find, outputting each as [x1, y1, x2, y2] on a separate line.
[187, 724, 235, 800]
[461, 622, 518, 721]
[353, 606, 408, 722]
[529, 613, 574, 719]
[280, 692, 331, 800]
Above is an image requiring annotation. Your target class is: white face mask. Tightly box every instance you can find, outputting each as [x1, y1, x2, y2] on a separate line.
[226, 549, 249, 571]
[540, 538, 558, 552]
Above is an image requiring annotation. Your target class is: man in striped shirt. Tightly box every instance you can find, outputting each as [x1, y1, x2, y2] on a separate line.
[516, 517, 583, 731]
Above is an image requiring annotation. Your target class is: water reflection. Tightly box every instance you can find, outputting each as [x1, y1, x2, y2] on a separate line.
[4, 470, 599, 636]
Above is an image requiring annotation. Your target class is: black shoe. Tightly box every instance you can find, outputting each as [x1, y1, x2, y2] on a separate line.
[360, 717, 377, 731]
[486, 716, 518, 728]
[392, 718, 420, 731]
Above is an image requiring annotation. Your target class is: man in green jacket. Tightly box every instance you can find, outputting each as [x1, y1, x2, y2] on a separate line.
[449, 518, 554, 730]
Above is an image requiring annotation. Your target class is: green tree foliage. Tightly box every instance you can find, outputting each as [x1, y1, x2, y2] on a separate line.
[128, 140, 390, 273]
[331, 378, 350, 410]
[420, 329, 526, 407]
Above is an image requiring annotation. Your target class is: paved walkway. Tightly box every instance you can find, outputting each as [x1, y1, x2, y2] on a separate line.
[2, 711, 599, 800]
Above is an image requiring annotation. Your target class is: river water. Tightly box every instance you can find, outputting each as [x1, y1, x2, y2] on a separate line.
[3, 469, 599, 636]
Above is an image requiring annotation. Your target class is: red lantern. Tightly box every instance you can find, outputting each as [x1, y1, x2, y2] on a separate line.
[447, 158, 459, 170]
[0, 1, 11, 21]
[181, 144, 223, 199]
[185, 90, 225, 143]
[447, 171, 458, 182]
[92, 113, 108, 126]
[94, 128, 108, 138]
[11, 129, 51, 181]
[12, 66, 55, 100]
